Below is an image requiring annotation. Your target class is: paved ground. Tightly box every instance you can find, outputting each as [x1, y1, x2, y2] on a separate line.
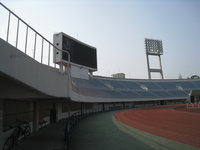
[70, 110, 200, 150]
[12, 120, 66, 150]
[70, 111, 155, 150]
[10, 107, 200, 150]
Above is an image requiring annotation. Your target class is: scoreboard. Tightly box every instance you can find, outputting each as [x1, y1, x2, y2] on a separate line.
[53, 32, 97, 70]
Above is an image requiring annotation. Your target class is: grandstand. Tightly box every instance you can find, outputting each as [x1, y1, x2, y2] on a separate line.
[71, 76, 200, 103]
[0, 2, 200, 150]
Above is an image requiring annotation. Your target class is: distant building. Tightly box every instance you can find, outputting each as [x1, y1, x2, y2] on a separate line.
[112, 73, 125, 79]
[191, 75, 200, 79]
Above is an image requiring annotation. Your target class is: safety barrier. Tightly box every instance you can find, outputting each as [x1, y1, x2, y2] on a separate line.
[0, 2, 70, 68]
[186, 103, 200, 109]
[63, 106, 126, 150]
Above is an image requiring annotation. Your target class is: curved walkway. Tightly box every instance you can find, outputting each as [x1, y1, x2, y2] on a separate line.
[70, 111, 154, 150]
[70, 110, 199, 150]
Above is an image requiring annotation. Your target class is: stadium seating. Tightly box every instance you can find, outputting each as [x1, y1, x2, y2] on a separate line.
[71, 77, 200, 100]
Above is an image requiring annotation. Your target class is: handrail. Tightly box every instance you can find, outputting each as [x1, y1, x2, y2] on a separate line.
[0, 2, 72, 99]
[0, 2, 70, 68]
[0, 2, 51, 45]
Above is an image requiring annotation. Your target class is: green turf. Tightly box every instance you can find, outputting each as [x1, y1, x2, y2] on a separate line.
[69, 110, 199, 150]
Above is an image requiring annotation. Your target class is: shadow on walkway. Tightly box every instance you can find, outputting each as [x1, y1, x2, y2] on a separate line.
[69, 111, 154, 150]
[13, 120, 66, 150]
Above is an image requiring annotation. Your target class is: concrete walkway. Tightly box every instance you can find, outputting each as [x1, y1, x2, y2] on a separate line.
[69, 111, 154, 150]
[13, 120, 66, 150]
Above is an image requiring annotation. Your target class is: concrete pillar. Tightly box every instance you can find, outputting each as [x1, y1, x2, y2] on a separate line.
[81, 103, 83, 116]
[68, 102, 71, 118]
[50, 103, 57, 124]
[0, 99, 3, 132]
[33, 101, 39, 132]
[59, 63, 64, 73]
[56, 103, 62, 121]
[123, 103, 125, 109]
[102, 103, 105, 111]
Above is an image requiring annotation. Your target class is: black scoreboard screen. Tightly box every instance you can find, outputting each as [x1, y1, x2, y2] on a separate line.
[62, 35, 97, 70]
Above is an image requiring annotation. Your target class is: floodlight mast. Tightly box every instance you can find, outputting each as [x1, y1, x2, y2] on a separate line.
[145, 38, 164, 80]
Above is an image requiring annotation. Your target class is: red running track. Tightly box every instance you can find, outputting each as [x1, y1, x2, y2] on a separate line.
[115, 104, 200, 148]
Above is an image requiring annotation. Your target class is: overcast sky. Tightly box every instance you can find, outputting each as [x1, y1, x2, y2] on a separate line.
[0, 0, 200, 79]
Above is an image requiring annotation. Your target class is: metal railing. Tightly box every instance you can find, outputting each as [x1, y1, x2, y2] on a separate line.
[0, 2, 70, 68]
[64, 106, 125, 150]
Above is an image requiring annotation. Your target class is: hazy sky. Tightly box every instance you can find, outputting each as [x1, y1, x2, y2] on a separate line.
[0, 0, 200, 79]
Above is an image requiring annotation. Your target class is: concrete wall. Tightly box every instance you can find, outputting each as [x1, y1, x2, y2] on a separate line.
[2, 100, 71, 131]
[3, 100, 33, 131]
[0, 38, 69, 99]
[0, 73, 49, 99]
[0, 99, 70, 149]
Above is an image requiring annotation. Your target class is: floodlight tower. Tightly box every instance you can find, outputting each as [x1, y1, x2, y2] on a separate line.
[145, 38, 164, 79]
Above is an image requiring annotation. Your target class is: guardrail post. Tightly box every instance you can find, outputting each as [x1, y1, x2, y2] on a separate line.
[24, 26, 28, 54]
[33, 33, 37, 59]
[16, 18, 19, 48]
[6, 12, 11, 42]
[48, 44, 51, 66]
[41, 39, 44, 63]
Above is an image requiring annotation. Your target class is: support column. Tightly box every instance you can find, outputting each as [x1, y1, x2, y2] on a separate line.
[146, 54, 151, 79]
[56, 103, 62, 121]
[81, 103, 83, 116]
[50, 103, 57, 124]
[59, 63, 64, 73]
[68, 102, 71, 118]
[159, 55, 164, 79]
[33, 101, 39, 132]
[0, 99, 3, 132]
[123, 103, 125, 109]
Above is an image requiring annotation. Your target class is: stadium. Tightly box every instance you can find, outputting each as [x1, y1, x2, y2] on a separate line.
[0, 2, 200, 150]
